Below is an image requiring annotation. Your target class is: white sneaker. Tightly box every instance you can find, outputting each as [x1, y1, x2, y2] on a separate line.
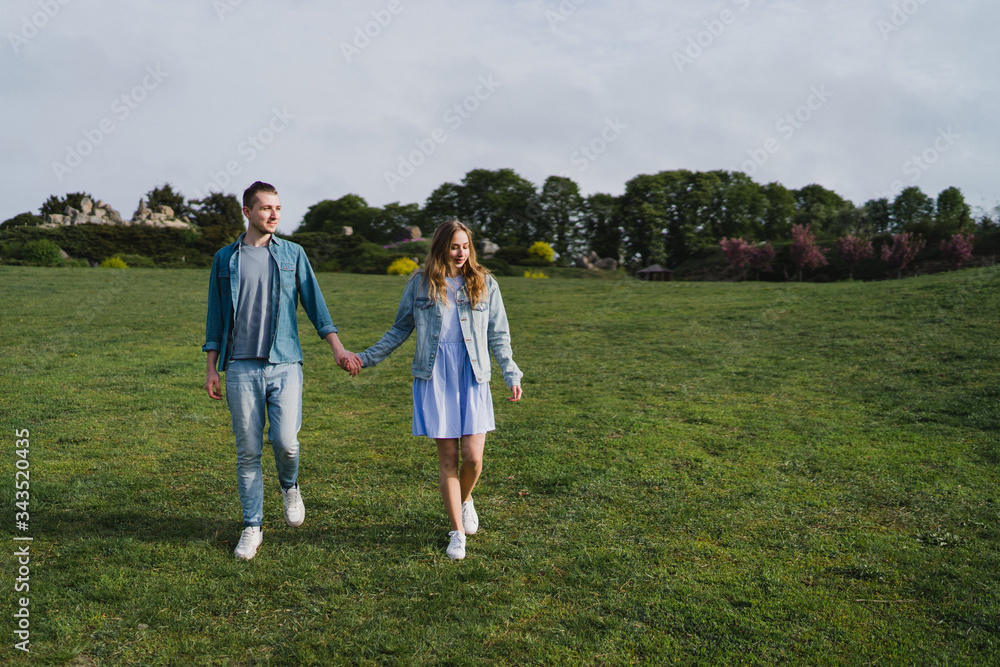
[446, 530, 466, 560]
[462, 498, 479, 535]
[234, 526, 262, 560]
[282, 484, 305, 527]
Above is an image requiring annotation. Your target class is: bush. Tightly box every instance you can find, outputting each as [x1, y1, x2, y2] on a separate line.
[523, 270, 549, 279]
[116, 253, 156, 268]
[24, 239, 63, 266]
[480, 258, 514, 276]
[1, 212, 43, 230]
[0, 240, 25, 262]
[527, 241, 555, 264]
[383, 239, 430, 257]
[387, 257, 418, 275]
[495, 246, 528, 265]
[100, 256, 129, 269]
[288, 232, 392, 274]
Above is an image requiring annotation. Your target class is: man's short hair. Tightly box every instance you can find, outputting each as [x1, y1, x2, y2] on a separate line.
[243, 181, 278, 209]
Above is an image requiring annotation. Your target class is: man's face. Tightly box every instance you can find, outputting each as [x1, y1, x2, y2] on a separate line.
[243, 192, 281, 236]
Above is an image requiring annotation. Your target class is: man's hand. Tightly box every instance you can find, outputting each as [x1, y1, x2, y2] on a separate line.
[206, 369, 223, 400]
[206, 351, 223, 400]
[336, 349, 362, 376]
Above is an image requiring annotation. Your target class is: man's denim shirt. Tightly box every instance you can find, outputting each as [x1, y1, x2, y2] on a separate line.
[359, 272, 522, 388]
[203, 233, 337, 372]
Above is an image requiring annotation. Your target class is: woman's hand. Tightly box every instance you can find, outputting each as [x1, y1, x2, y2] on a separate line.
[336, 350, 363, 376]
[509, 385, 522, 402]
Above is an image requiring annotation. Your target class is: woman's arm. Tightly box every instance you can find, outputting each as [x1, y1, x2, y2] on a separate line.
[485, 277, 523, 395]
[358, 275, 419, 368]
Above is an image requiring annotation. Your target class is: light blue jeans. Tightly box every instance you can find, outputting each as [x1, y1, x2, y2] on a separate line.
[225, 360, 303, 527]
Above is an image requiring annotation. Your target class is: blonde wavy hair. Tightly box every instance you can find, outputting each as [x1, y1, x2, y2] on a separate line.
[421, 219, 490, 307]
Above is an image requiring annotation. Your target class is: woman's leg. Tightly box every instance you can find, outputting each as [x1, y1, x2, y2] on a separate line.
[436, 438, 463, 532]
[459, 433, 486, 502]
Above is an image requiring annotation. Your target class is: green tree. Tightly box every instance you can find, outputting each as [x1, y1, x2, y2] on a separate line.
[891, 186, 934, 231]
[619, 173, 671, 266]
[793, 184, 848, 233]
[424, 169, 537, 246]
[863, 198, 892, 235]
[370, 202, 427, 245]
[582, 193, 621, 260]
[145, 183, 192, 219]
[704, 170, 767, 242]
[828, 205, 870, 237]
[298, 194, 380, 239]
[537, 175, 584, 261]
[761, 182, 796, 241]
[423, 182, 463, 225]
[40, 192, 95, 216]
[189, 192, 244, 248]
[935, 186, 972, 233]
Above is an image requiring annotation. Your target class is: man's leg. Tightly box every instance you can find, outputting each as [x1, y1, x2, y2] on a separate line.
[266, 362, 304, 526]
[225, 360, 267, 528]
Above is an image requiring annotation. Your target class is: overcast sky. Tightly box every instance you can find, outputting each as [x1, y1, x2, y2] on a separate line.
[3, 0, 997, 231]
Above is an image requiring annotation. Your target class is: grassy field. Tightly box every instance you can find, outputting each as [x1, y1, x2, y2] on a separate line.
[1, 264, 998, 665]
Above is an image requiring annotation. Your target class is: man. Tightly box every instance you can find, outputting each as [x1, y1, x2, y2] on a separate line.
[204, 181, 359, 560]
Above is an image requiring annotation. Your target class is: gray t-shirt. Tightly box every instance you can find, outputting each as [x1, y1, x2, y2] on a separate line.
[231, 243, 275, 360]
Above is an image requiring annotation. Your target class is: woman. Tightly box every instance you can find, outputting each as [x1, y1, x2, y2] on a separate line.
[356, 219, 522, 559]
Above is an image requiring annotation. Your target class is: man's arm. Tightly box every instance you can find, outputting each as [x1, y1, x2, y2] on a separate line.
[325, 332, 361, 376]
[206, 350, 223, 399]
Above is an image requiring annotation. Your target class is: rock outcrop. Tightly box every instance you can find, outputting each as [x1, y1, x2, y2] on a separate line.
[41, 196, 194, 230]
[574, 250, 617, 271]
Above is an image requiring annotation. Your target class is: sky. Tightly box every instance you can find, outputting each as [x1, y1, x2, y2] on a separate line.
[2, 0, 997, 232]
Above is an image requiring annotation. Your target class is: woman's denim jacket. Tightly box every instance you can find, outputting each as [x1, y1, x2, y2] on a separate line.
[359, 272, 522, 388]
[203, 234, 338, 372]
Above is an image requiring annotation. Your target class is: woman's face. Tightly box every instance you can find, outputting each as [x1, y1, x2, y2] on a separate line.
[448, 229, 470, 274]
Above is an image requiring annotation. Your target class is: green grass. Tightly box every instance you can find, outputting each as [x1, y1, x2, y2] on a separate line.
[1, 264, 998, 665]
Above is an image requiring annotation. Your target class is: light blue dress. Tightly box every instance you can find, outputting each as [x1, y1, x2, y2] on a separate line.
[411, 277, 495, 438]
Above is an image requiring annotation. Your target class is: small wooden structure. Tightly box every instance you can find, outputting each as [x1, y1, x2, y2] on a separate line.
[636, 264, 673, 281]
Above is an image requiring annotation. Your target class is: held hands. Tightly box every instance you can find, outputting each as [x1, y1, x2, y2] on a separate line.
[336, 349, 363, 376]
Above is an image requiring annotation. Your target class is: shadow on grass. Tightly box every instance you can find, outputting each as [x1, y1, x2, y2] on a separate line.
[45, 509, 448, 555]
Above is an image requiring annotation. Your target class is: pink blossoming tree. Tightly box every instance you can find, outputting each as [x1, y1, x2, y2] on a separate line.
[790, 224, 828, 281]
[720, 238, 775, 280]
[940, 232, 975, 270]
[836, 235, 874, 280]
[881, 232, 925, 279]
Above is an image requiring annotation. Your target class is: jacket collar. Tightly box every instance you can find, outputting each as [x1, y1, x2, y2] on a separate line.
[235, 232, 283, 248]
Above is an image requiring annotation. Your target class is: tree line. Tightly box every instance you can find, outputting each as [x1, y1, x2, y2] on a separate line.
[2, 169, 997, 275]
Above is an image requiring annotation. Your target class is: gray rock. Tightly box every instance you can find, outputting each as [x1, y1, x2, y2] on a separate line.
[480, 238, 500, 258]
[594, 258, 618, 271]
